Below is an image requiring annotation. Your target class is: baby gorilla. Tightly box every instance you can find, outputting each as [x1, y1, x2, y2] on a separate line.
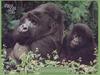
[60, 23, 97, 65]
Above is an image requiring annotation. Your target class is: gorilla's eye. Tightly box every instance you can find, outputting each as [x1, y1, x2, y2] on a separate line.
[32, 21, 38, 25]
[73, 34, 78, 38]
[73, 34, 82, 41]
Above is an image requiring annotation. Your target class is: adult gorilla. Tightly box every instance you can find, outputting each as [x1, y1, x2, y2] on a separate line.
[60, 23, 97, 65]
[10, 3, 65, 60]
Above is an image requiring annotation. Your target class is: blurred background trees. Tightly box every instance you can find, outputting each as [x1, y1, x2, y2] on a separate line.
[2, 1, 98, 44]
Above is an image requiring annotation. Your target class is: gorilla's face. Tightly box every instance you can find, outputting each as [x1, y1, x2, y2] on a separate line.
[70, 34, 82, 48]
[17, 11, 51, 39]
[18, 19, 36, 33]
[69, 32, 87, 49]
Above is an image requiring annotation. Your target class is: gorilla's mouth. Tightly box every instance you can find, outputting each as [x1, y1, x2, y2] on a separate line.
[18, 36, 33, 45]
[70, 43, 76, 48]
[70, 40, 79, 48]
[15, 31, 33, 45]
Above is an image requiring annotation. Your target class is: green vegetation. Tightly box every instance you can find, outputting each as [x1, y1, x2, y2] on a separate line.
[2, 51, 97, 75]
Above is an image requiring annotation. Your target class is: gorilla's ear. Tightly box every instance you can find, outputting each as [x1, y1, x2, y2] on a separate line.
[45, 3, 65, 23]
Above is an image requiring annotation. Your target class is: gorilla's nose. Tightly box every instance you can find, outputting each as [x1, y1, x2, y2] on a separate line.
[22, 25, 28, 32]
[18, 24, 28, 32]
[23, 27, 28, 30]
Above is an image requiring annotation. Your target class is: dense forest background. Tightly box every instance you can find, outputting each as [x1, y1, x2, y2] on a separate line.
[2, 1, 98, 44]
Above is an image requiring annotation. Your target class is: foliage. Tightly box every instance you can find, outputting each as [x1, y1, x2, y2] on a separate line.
[2, 50, 97, 75]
